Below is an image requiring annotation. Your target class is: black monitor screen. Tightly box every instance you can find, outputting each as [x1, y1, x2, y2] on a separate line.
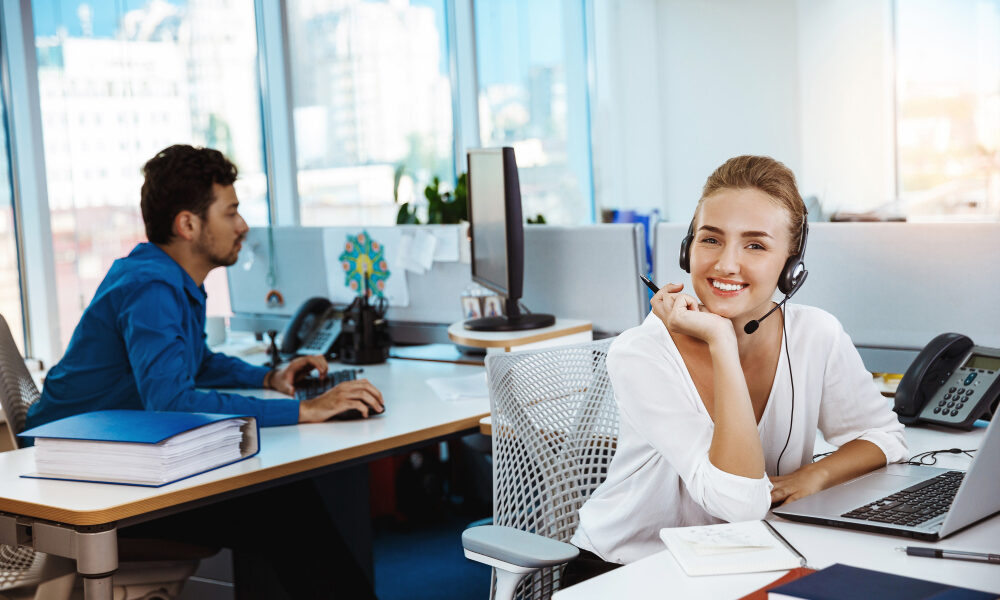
[468, 148, 516, 296]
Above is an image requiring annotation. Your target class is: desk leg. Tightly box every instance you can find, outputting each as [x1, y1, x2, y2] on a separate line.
[32, 521, 118, 600]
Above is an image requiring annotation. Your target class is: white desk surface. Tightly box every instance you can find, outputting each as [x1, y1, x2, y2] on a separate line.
[553, 423, 1000, 599]
[0, 358, 487, 526]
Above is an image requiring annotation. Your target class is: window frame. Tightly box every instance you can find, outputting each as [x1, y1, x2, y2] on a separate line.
[2, 0, 600, 365]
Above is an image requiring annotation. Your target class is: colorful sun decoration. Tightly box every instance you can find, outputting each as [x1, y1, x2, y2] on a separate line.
[338, 230, 390, 298]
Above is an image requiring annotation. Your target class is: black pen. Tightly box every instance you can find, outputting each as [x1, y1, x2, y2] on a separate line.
[639, 274, 659, 294]
[897, 546, 1000, 564]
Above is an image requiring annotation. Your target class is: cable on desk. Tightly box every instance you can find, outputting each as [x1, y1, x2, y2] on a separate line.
[900, 448, 977, 466]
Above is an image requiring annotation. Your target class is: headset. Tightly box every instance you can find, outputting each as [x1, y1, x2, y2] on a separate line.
[679, 217, 809, 295]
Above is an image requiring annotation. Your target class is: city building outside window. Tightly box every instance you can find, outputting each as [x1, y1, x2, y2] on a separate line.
[32, 0, 268, 347]
[473, 0, 594, 224]
[286, 0, 455, 226]
[895, 0, 1000, 220]
[0, 91, 25, 354]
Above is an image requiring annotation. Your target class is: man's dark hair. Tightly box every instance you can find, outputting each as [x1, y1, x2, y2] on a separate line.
[140, 145, 238, 244]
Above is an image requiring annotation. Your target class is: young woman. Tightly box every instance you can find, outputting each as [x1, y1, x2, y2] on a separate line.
[565, 155, 907, 583]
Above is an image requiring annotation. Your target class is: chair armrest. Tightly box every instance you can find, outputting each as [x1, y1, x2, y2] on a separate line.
[462, 525, 579, 569]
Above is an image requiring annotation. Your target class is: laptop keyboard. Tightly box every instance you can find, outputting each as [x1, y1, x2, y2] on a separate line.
[293, 368, 363, 401]
[840, 470, 964, 527]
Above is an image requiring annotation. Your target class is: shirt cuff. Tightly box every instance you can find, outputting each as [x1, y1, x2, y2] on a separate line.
[696, 460, 774, 522]
[240, 364, 273, 389]
[259, 398, 300, 427]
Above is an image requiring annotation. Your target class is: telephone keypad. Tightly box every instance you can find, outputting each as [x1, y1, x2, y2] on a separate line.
[920, 351, 1000, 427]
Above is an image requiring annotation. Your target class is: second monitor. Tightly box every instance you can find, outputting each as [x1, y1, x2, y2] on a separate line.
[465, 147, 555, 331]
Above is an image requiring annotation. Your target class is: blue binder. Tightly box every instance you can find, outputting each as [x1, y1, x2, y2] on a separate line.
[19, 410, 260, 487]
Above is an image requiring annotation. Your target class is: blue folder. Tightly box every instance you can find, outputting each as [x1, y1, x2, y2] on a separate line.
[19, 410, 260, 487]
[769, 563, 995, 599]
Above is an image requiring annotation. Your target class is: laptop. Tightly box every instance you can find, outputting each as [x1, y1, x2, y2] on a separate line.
[773, 417, 1000, 540]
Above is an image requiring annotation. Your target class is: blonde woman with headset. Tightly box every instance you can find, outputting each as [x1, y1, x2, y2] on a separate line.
[563, 155, 907, 586]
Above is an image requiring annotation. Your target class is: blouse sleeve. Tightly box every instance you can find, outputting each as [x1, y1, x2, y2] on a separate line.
[817, 323, 908, 463]
[607, 329, 774, 523]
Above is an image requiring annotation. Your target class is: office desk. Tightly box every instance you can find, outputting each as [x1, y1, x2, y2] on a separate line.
[553, 424, 1000, 599]
[0, 358, 488, 599]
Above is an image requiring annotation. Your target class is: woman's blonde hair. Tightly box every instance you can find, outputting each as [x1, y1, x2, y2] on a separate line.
[696, 155, 807, 252]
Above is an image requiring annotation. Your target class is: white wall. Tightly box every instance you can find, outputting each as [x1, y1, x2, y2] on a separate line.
[797, 0, 895, 215]
[658, 0, 803, 221]
[590, 0, 667, 217]
[592, 0, 898, 222]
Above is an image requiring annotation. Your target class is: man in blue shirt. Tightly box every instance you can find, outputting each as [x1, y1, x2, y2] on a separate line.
[30, 145, 380, 599]
[28, 146, 383, 430]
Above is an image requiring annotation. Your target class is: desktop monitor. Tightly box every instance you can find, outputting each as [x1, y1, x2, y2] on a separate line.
[465, 147, 554, 331]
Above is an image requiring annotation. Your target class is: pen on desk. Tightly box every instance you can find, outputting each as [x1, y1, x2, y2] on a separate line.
[639, 274, 659, 294]
[896, 546, 1000, 564]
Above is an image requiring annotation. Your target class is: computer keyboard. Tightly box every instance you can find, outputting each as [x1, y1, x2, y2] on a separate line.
[293, 369, 377, 420]
[840, 470, 964, 527]
[293, 368, 363, 401]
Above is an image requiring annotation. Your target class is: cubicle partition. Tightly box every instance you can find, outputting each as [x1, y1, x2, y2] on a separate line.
[227, 223, 650, 343]
[654, 222, 1000, 373]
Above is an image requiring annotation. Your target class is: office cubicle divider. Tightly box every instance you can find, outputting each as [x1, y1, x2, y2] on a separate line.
[653, 222, 1000, 373]
[227, 224, 650, 342]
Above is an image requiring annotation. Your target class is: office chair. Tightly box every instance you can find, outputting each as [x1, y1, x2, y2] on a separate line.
[0, 314, 212, 600]
[462, 338, 619, 600]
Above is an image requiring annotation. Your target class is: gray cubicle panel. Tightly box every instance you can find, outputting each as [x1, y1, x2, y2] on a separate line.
[653, 222, 1000, 372]
[522, 224, 649, 335]
[228, 224, 650, 338]
[388, 223, 650, 336]
[227, 226, 329, 321]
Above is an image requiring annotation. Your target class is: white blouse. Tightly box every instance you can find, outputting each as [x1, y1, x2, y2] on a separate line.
[571, 303, 908, 565]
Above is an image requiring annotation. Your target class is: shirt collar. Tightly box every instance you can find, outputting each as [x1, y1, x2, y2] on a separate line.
[132, 242, 208, 306]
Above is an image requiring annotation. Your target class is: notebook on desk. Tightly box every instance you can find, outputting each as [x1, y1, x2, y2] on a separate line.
[774, 418, 1000, 541]
[659, 520, 806, 576]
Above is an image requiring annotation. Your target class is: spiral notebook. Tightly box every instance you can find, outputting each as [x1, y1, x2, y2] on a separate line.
[659, 521, 807, 576]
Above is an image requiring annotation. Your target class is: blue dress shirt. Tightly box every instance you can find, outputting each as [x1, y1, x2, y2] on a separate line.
[26, 243, 300, 430]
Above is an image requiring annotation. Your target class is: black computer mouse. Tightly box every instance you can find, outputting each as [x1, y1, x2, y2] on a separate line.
[331, 407, 385, 421]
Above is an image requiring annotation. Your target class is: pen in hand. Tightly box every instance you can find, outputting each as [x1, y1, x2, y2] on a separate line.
[897, 546, 1000, 564]
[639, 274, 659, 294]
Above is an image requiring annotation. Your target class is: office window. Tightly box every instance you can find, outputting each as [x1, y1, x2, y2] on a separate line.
[0, 92, 25, 354]
[474, 0, 594, 224]
[33, 0, 267, 346]
[895, 0, 1000, 219]
[287, 0, 455, 225]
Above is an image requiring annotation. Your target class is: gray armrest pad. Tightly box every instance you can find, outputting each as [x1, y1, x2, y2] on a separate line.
[462, 525, 580, 568]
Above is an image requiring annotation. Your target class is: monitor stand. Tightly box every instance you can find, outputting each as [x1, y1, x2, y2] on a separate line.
[463, 297, 555, 331]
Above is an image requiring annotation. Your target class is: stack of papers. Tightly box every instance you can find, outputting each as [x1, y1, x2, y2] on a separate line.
[20, 410, 260, 487]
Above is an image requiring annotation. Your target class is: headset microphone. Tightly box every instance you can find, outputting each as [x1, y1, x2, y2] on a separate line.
[743, 270, 808, 335]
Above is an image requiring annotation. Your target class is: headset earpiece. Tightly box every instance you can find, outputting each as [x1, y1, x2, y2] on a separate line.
[777, 220, 809, 295]
[678, 220, 695, 273]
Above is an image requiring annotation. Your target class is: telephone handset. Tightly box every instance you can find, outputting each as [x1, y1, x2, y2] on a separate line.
[279, 297, 343, 357]
[894, 332, 1000, 430]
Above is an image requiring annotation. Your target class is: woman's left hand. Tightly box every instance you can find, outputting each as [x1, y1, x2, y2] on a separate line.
[769, 465, 830, 506]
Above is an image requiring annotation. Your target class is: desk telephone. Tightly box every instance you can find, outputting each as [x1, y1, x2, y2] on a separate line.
[894, 333, 1000, 430]
[279, 297, 343, 357]
[279, 295, 391, 364]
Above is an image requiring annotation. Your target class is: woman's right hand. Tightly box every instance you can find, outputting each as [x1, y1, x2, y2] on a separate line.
[650, 283, 734, 345]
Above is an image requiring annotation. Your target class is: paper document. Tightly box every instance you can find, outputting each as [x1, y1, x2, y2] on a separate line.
[659, 521, 805, 576]
[426, 372, 489, 403]
[431, 226, 461, 262]
[410, 230, 438, 271]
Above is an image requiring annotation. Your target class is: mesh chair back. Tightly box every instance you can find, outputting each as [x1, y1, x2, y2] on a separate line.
[0, 317, 53, 589]
[486, 337, 618, 600]
[0, 314, 38, 447]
